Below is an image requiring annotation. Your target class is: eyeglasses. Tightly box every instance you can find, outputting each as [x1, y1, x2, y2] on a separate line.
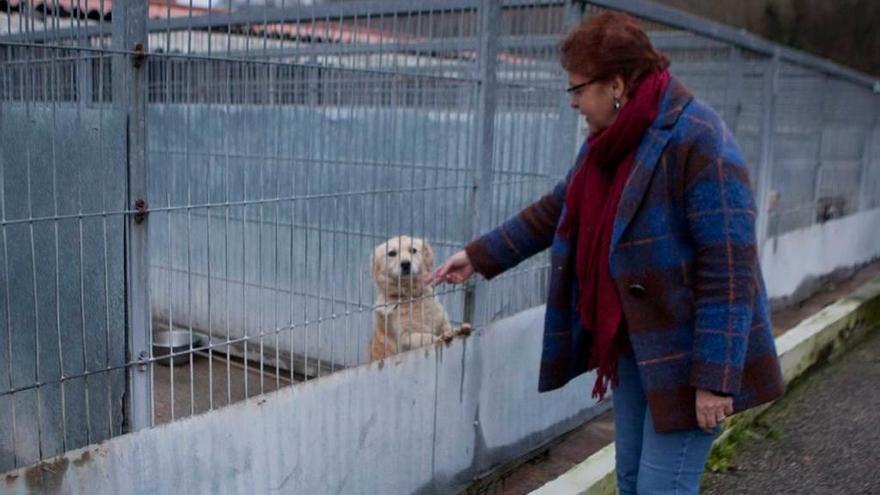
[566, 79, 596, 95]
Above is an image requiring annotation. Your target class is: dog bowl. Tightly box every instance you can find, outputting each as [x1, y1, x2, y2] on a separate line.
[152, 330, 200, 367]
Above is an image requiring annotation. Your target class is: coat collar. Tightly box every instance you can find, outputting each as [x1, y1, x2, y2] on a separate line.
[651, 75, 694, 130]
[610, 76, 694, 252]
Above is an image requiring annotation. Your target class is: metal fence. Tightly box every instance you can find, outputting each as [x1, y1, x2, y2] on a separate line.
[1, 0, 878, 477]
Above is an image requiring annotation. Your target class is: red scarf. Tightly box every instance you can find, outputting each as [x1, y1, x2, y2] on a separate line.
[558, 70, 670, 399]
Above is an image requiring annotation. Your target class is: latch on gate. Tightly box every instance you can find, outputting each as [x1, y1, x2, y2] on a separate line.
[137, 350, 150, 372]
[134, 199, 148, 224]
[132, 43, 147, 68]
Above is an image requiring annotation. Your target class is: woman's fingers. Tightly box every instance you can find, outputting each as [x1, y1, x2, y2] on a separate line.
[697, 410, 714, 433]
[428, 262, 452, 286]
[427, 269, 441, 286]
[696, 390, 733, 433]
[429, 251, 474, 287]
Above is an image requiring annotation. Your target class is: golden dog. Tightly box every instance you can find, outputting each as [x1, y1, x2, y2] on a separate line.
[369, 236, 469, 361]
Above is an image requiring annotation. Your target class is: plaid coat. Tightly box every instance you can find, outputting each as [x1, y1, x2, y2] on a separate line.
[465, 77, 785, 432]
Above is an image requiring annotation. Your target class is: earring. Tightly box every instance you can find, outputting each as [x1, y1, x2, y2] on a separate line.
[613, 96, 621, 112]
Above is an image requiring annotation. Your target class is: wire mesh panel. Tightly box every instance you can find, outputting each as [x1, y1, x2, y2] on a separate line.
[136, 0, 500, 426]
[813, 79, 875, 215]
[136, 0, 580, 425]
[766, 61, 826, 235]
[867, 119, 880, 210]
[0, 41, 127, 470]
[145, 59, 480, 423]
[471, 0, 574, 328]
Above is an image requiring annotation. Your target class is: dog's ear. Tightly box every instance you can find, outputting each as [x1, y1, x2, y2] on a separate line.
[421, 240, 434, 272]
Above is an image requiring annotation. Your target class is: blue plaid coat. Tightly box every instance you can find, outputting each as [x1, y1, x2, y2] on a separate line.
[465, 77, 785, 432]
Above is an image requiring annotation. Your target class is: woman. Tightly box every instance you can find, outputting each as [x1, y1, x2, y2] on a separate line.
[428, 12, 785, 495]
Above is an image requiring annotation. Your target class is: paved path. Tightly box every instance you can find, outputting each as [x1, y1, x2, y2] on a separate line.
[702, 327, 880, 494]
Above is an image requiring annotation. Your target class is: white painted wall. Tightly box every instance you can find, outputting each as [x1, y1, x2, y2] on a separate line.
[761, 207, 880, 300]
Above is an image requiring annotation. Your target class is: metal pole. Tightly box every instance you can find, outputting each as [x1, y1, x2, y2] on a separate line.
[856, 95, 880, 212]
[557, 0, 584, 173]
[724, 46, 743, 138]
[810, 74, 830, 224]
[76, 39, 93, 111]
[463, 0, 500, 327]
[113, 0, 151, 433]
[755, 48, 780, 254]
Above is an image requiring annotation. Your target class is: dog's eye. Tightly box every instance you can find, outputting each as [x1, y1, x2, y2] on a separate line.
[387, 250, 397, 257]
[409, 248, 418, 254]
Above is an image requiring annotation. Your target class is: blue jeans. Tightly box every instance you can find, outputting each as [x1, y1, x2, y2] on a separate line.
[613, 354, 718, 495]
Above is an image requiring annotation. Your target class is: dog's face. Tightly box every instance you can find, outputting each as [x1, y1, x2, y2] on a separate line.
[371, 236, 434, 288]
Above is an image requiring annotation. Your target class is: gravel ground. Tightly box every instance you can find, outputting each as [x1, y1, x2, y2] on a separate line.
[702, 327, 880, 495]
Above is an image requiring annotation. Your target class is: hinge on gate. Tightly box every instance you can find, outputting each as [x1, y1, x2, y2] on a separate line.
[134, 199, 148, 224]
[137, 350, 150, 372]
[132, 43, 147, 68]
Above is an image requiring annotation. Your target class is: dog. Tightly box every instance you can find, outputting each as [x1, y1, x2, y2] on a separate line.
[368, 235, 470, 361]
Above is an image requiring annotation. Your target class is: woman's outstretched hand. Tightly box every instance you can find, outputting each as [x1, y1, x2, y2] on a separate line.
[427, 250, 475, 287]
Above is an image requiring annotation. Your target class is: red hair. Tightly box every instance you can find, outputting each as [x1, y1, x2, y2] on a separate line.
[560, 11, 669, 95]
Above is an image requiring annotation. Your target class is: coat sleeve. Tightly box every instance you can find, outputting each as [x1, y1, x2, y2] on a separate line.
[684, 125, 758, 395]
[464, 167, 574, 280]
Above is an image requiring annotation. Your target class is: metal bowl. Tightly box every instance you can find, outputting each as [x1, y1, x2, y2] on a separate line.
[152, 330, 200, 367]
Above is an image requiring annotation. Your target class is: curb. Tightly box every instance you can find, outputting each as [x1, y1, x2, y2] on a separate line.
[529, 276, 880, 495]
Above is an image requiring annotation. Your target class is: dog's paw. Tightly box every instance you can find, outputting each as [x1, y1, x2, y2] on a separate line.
[439, 331, 456, 344]
[456, 323, 472, 337]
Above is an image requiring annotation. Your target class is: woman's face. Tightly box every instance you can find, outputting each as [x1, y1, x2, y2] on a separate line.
[567, 72, 627, 134]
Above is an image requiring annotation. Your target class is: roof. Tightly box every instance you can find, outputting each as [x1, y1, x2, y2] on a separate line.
[4, 0, 217, 19]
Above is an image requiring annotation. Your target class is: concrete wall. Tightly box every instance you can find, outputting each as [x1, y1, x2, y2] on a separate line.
[2, 305, 606, 495]
[761, 207, 880, 301]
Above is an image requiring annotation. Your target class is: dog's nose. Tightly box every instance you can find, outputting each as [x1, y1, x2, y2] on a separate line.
[400, 261, 411, 274]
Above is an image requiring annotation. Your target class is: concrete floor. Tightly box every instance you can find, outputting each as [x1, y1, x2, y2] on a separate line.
[151, 350, 296, 425]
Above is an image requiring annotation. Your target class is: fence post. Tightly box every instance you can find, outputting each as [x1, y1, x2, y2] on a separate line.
[76, 40, 93, 110]
[113, 0, 151, 433]
[724, 46, 743, 137]
[556, 0, 585, 170]
[809, 75, 835, 227]
[856, 94, 879, 212]
[463, 0, 500, 328]
[754, 48, 780, 255]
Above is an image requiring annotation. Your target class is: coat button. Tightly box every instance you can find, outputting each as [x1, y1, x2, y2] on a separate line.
[628, 284, 647, 298]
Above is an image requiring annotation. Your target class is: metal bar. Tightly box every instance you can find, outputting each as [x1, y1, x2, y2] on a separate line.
[0, 0, 569, 46]
[724, 46, 743, 137]
[557, 0, 583, 175]
[0, 40, 483, 85]
[810, 74, 830, 225]
[463, 0, 500, 327]
[0, 325, 344, 399]
[114, 0, 151, 433]
[754, 49, 780, 252]
[218, 34, 561, 60]
[185, 61, 195, 417]
[856, 96, 880, 212]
